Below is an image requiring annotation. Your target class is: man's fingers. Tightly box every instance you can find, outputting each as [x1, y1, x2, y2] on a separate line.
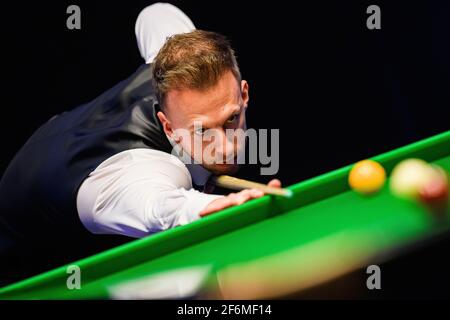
[234, 188, 263, 205]
[250, 188, 264, 198]
[200, 188, 265, 217]
[199, 192, 241, 217]
[199, 198, 230, 216]
[268, 179, 282, 188]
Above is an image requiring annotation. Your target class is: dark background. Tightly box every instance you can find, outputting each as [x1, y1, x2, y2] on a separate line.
[2, 0, 449, 185]
[1, 1, 449, 298]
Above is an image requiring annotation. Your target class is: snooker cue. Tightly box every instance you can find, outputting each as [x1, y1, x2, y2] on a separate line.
[212, 175, 293, 198]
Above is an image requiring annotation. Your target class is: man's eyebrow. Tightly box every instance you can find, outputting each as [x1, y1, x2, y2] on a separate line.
[188, 104, 242, 130]
[189, 121, 210, 130]
[226, 104, 242, 116]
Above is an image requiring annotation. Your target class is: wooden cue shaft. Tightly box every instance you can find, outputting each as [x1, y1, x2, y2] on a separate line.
[213, 175, 293, 198]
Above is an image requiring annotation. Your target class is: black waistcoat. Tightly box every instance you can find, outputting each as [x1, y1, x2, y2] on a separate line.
[0, 64, 172, 280]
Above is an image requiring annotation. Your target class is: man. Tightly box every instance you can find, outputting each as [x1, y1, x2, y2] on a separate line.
[0, 3, 280, 282]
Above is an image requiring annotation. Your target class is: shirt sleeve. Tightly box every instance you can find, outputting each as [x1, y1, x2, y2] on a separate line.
[76, 149, 223, 238]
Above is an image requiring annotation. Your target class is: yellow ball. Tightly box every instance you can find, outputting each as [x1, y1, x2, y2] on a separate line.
[349, 160, 386, 195]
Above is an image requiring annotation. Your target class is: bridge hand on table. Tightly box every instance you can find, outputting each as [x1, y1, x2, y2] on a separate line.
[199, 179, 282, 217]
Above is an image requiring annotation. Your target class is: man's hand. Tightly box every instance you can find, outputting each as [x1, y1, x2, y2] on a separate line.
[199, 179, 282, 217]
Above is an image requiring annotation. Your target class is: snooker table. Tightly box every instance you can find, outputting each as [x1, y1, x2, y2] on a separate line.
[0, 131, 449, 299]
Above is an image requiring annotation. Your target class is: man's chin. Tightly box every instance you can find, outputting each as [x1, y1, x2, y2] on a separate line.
[206, 163, 240, 175]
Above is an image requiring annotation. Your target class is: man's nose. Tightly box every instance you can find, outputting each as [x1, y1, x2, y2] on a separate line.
[215, 129, 236, 160]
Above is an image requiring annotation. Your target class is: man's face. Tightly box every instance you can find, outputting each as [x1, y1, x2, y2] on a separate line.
[157, 71, 249, 175]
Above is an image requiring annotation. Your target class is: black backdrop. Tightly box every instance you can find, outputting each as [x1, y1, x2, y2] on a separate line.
[1, 0, 450, 298]
[2, 0, 449, 186]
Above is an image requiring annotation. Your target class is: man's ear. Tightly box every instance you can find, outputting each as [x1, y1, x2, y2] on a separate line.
[241, 80, 249, 108]
[157, 111, 175, 138]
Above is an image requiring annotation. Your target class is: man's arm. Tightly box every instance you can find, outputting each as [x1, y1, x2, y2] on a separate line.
[76, 149, 223, 238]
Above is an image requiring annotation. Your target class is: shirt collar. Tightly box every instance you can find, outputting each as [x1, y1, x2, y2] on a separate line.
[165, 134, 213, 187]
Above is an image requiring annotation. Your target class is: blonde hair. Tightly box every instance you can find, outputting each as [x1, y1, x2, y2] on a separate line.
[152, 30, 241, 109]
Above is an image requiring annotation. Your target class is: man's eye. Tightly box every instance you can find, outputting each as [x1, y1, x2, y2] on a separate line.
[194, 128, 206, 136]
[227, 114, 239, 123]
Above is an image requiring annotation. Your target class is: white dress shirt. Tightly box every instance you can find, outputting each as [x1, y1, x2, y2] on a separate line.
[76, 149, 223, 238]
[76, 4, 222, 238]
[135, 3, 195, 64]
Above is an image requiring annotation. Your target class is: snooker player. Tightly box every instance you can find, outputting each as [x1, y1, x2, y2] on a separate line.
[0, 3, 280, 283]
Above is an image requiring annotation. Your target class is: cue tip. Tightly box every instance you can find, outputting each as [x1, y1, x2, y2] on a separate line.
[283, 189, 294, 198]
